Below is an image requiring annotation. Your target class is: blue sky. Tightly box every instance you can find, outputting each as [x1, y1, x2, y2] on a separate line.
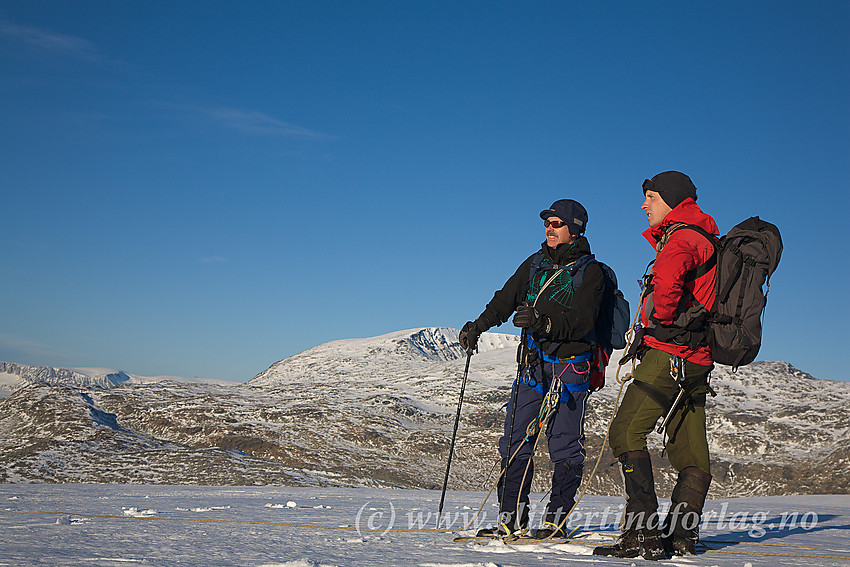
[1, 1, 847, 382]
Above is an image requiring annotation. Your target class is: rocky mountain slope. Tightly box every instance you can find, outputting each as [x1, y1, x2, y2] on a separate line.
[1, 328, 848, 498]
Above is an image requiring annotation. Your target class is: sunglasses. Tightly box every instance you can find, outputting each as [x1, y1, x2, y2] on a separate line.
[544, 219, 567, 228]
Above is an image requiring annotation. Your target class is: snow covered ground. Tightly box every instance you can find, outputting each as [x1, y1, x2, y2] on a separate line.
[1, 484, 848, 566]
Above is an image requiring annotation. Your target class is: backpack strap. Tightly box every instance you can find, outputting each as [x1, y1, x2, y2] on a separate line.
[567, 254, 597, 289]
[524, 250, 584, 362]
[527, 250, 581, 286]
[643, 224, 719, 350]
[662, 223, 719, 284]
[527, 250, 546, 298]
[526, 250, 581, 301]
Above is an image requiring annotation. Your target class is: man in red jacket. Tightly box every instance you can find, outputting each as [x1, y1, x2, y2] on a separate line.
[594, 171, 717, 560]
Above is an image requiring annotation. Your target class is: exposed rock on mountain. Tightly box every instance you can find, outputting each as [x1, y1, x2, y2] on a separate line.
[1, 328, 848, 498]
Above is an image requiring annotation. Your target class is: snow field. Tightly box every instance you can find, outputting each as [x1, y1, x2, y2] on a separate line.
[1, 484, 849, 566]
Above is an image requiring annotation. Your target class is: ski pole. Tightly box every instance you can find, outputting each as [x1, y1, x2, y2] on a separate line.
[498, 327, 526, 527]
[437, 349, 472, 529]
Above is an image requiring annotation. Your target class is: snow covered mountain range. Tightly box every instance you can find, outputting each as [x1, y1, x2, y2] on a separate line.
[0, 362, 233, 390]
[1, 327, 848, 498]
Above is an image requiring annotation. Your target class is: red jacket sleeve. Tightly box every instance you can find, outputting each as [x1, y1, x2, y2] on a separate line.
[651, 231, 715, 323]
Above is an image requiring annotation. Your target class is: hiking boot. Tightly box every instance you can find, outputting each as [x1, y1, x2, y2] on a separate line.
[594, 451, 665, 559]
[669, 534, 697, 556]
[533, 462, 582, 539]
[530, 522, 569, 539]
[476, 524, 510, 537]
[618, 450, 661, 533]
[663, 466, 711, 556]
[592, 529, 667, 560]
[476, 508, 528, 537]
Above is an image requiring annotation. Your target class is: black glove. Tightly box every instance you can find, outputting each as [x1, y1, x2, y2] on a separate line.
[459, 320, 482, 353]
[513, 305, 552, 334]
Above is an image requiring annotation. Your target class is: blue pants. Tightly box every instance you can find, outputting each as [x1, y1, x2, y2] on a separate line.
[497, 361, 589, 517]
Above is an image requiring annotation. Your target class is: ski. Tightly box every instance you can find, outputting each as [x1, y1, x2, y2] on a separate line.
[453, 531, 589, 545]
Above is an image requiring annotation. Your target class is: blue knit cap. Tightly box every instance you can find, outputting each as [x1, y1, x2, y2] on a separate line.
[539, 199, 588, 235]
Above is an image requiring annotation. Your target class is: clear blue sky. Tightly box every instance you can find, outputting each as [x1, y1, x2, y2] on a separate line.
[1, 1, 848, 382]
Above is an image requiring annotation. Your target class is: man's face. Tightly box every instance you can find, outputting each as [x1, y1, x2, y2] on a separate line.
[641, 190, 673, 227]
[545, 217, 576, 249]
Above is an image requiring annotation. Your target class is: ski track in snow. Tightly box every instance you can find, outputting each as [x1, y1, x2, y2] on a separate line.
[0, 485, 848, 566]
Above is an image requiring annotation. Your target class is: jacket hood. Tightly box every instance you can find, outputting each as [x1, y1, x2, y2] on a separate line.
[643, 198, 718, 247]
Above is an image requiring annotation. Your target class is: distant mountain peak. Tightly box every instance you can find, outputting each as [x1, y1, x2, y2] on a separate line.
[404, 327, 466, 361]
[247, 327, 519, 387]
[401, 327, 519, 361]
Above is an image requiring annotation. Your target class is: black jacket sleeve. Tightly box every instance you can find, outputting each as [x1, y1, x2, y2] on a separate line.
[474, 254, 536, 331]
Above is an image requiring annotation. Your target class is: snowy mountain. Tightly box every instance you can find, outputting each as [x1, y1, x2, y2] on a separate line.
[0, 361, 231, 396]
[0, 362, 133, 391]
[1, 327, 848, 499]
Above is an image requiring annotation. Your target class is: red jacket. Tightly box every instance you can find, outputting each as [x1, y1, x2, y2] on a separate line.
[640, 198, 719, 365]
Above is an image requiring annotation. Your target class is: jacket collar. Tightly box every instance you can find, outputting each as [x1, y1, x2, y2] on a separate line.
[642, 198, 719, 248]
[541, 235, 592, 264]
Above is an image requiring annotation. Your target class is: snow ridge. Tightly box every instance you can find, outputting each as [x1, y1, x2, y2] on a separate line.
[0, 361, 131, 391]
[0, 362, 232, 398]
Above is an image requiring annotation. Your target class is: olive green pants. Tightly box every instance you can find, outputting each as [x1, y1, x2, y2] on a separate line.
[609, 348, 711, 474]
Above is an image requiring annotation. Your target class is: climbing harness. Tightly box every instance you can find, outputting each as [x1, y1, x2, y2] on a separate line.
[524, 302, 644, 543]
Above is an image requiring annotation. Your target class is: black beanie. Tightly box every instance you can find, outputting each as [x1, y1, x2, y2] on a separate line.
[642, 171, 697, 209]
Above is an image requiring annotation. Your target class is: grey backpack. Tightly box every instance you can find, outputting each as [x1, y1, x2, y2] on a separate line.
[672, 217, 783, 369]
